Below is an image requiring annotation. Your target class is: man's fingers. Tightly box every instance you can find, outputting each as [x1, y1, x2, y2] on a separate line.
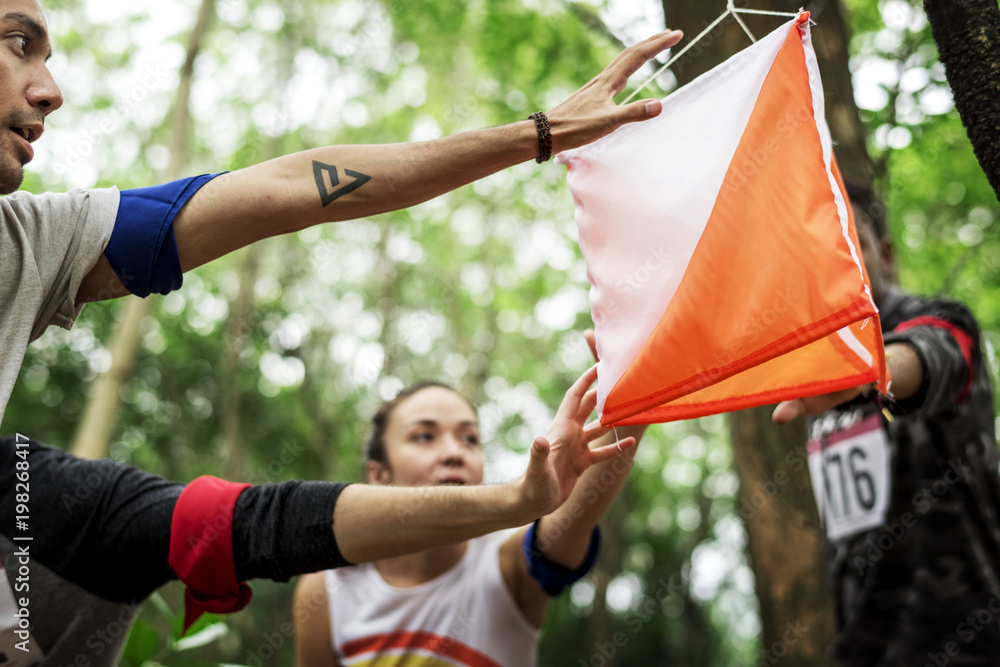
[772, 399, 805, 424]
[565, 364, 599, 403]
[583, 420, 609, 441]
[529, 435, 551, 463]
[604, 29, 682, 74]
[578, 387, 599, 421]
[589, 436, 637, 463]
[773, 386, 868, 424]
[618, 98, 663, 125]
[772, 400, 804, 424]
[584, 329, 599, 363]
[608, 29, 683, 83]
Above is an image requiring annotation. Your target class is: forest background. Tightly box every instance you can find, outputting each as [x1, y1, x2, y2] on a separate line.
[4, 0, 998, 664]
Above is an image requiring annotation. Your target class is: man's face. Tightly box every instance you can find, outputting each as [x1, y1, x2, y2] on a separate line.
[855, 207, 893, 307]
[0, 0, 61, 194]
[368, 387, 485, 488]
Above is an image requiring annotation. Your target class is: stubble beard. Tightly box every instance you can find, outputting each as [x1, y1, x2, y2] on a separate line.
[0, 161, 24, 194]
[0, 138, 26, 194]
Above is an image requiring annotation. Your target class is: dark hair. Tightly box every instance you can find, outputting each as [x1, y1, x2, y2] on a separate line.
[364, 380, 478, 466]
[844, 181, 889, 241]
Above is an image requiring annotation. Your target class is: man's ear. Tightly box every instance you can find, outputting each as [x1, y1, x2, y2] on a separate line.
[366, 460, 392, 485]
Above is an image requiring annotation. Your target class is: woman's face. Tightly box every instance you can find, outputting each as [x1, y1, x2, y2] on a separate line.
[370, 387, 485, 487]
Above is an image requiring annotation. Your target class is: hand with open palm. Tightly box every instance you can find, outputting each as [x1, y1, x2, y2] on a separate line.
[516, 365, 636, 517]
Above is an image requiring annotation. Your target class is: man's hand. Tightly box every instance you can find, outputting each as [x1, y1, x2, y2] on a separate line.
[772, 342, 924, 424]
[771, 386, 868, 424]
[516, 365, 635, 516]
[547, 29, 684, 153]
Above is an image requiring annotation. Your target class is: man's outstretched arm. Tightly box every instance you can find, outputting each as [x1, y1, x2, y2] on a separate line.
[1, 365, 628, 605]
[76, 30, 682, 304]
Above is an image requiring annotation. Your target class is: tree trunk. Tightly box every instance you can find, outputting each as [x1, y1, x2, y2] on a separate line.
[660, 1, 874, 661]
[72, 0, 217, 459]
[924, 0, 1000, 202]
[730, 408, 831, 664]
[71, 299, 147, 460]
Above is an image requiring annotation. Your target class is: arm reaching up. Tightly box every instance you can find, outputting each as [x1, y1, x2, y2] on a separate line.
[76, 30, 684, 304]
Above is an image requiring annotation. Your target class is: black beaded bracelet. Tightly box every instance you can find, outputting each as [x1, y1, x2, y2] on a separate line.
[529, 111, 552, 163]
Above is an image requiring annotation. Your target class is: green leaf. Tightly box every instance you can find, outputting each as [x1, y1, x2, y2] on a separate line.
[174, 622, 229, 652]
[121, 619, 162, 667]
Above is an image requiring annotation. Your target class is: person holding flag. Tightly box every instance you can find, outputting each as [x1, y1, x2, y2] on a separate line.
[774, 186, 1000, 666]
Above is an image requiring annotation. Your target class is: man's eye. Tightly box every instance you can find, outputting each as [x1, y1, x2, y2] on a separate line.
[9, 35, 27, 53]
[413, 432, 433, 443]
[464, 435, 481, 446]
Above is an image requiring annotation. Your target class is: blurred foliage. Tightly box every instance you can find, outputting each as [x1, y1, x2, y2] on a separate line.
[4, 0, 998, 664]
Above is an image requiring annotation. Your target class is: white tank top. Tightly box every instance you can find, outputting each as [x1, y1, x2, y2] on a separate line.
[325, 531, 539, 667]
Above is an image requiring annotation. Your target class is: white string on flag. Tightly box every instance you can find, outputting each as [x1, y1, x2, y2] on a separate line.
[732, 10, 758, 43]
[623, 4, 808, 103]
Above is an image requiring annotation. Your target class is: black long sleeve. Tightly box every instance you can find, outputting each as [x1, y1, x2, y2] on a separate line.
[232, 479, 351, 582]
[0, 436, 350, 605]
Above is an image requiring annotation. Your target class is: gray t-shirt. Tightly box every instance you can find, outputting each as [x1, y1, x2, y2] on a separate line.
[0, 188, 120, 426]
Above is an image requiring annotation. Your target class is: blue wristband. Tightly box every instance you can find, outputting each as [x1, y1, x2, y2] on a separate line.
[105, 173, 224, 298]
[522, 519, 601, 596]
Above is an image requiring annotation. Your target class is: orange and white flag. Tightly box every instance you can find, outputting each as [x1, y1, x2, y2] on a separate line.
[558, 13, 888, 426]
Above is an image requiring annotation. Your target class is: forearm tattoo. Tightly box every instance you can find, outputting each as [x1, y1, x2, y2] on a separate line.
[312, 160, 372, 207]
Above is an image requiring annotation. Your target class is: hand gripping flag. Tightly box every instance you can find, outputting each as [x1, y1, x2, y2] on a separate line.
[557, 13, 888, 426]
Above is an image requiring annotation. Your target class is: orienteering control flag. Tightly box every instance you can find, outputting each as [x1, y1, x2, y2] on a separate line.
[558, 13, 889, 425]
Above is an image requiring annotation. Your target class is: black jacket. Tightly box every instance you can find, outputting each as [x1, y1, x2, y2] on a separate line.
[816, 288, 1000, 666]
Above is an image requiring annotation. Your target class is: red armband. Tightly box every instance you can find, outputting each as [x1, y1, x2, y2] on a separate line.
[169, 476, 253, 633]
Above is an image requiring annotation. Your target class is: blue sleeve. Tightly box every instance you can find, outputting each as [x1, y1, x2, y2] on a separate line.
[104, 173, 225, 298]
[521, 519, 601, 596]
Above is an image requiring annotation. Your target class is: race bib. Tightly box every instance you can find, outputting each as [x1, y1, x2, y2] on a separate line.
[0, 560, 44, 667]
[808, 413, 892, 541]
